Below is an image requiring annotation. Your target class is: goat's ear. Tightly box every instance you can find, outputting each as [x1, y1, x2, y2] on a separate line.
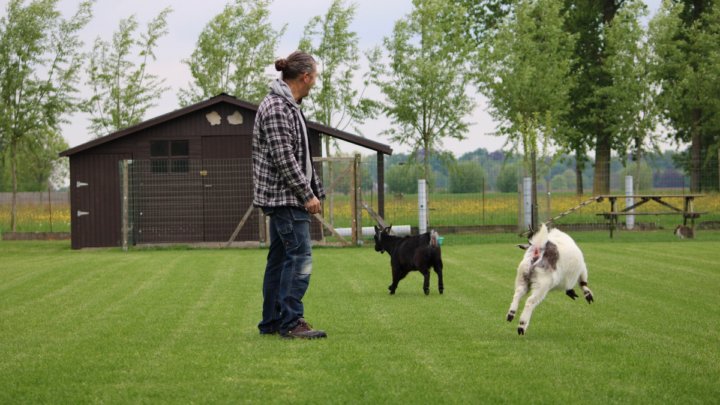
[516, 244, 530, 250]
[374, 225, 379, 233]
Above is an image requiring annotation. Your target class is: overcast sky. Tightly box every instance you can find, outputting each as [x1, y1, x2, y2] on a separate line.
[2, 0, 665, 157]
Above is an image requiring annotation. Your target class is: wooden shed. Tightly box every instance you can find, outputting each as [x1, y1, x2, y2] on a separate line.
[60, 94, 393, 249]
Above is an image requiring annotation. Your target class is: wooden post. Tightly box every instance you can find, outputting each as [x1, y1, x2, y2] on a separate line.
[531, 150, 538, 231]
[121, 160, 129, 251]
[614, 197, 619, 239]
[689, 197, 695, 230]
[547, 182, 551, 223]
[482, 177, 485, 226]
[328, 160, 334, 227]
[350, 156, 357, 246]
[377, 151, 385, 220]
[683, 177, 686, 195]
[48, 187, 53, 232]
[226, 204, 256, 247]
[355, 153, 363, 246]
[518, 183, 523, 234]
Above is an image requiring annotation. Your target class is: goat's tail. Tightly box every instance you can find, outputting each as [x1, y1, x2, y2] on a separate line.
[430, 230, 440, 248]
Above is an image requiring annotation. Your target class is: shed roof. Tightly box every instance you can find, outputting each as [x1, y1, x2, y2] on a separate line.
[60, 93, 393, 157]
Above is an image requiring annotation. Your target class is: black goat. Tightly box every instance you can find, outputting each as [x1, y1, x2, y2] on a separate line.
[373, 225, 444, 295]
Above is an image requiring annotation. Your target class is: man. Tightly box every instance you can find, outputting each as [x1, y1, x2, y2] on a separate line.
[252, 50, 327, 339]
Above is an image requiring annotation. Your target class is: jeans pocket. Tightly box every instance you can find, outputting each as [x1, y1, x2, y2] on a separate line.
[290, 208, 311, 222]
[275, 215, 298, 248]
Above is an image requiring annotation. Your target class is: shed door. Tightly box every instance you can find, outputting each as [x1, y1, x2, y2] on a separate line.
[74, 153, 132, 247]
[201, 136, 258, 242]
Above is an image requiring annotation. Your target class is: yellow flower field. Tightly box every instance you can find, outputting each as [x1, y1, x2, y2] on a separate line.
[325, 192, 720, 228]
[0, 203, 71, 233]
[3, 192, 717, 233]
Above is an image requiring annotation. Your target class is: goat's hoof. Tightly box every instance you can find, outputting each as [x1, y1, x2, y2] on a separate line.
[424, 289, 430, 296]
[439, 290, 444, 295]
[585, 291, 594, 303]
[566, 289, 578, 300]
[506, 312, 515, 322]
[517, 326, 525, 335]
[389, 291, 395, 295]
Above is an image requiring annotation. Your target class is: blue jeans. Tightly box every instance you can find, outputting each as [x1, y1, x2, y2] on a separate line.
[258, 206, 313, 334]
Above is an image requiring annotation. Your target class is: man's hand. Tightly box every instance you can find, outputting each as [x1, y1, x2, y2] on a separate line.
[304, 196, 321, 215]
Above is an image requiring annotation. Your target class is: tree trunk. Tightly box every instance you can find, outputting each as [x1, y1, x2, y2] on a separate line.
[423, 141, 430, 229]
[575, 162, 583, 197]
[593, 136, 612, 196]
[591, 0, 620, 197]
[635, 145, 641, 195]
[690, 109, 702, 193]
[11, 139, 18, 232]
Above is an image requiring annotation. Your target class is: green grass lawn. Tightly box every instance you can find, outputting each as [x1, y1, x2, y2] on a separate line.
[1, 241, 719, 404]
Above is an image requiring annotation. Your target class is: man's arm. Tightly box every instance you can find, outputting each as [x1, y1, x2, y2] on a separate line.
[263, 105, 315, 205]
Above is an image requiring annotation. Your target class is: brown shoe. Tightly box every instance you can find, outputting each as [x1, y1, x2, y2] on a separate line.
[281, 318, 327, 339]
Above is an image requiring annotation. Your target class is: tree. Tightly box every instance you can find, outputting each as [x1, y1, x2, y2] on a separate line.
[561, 0, 645, 195]
[451, 0, 512, 46]
[550, 173, 567, 191]
[376, 0, 475, 193]
[82, 7, 172, 138]
[299, 0, 380, 140]
[0, 128, 68, 192]
[495, 162, 521, 193]
[476, 0, 575, 174]
[0, 0, 94, 231]
[17, 128, 69, 190]
[178, 0, 285, 106]
[298, 0, 380, 226]
[619, 162, 653, 191]
[449, 161, 486, 193]
[601, 1, 661, 195]
[386, 164, 435, 194]
[651, 0, 720, 192]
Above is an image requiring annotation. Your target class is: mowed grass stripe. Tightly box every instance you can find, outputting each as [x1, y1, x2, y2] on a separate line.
[0, 241, 719, 404]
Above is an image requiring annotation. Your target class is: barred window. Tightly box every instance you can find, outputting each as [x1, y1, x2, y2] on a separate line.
[150, 141, 189, 174]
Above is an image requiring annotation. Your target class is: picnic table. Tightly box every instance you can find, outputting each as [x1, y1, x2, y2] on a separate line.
[595, 194, 707, 238]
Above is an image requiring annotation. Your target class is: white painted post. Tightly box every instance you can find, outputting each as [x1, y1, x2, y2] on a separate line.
[625, 175, 634, 230]
[418, 179, 427, 234]
[523, 177, 532, 229]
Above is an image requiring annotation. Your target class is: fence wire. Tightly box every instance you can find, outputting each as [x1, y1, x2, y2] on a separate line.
[122, 159, 260, 245]
[0, 188, 70, 233]
[320, 152, 720, 245]
[2, 150, 718, 246]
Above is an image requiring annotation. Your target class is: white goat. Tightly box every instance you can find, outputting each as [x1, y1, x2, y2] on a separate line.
[507, 224, 594, 335]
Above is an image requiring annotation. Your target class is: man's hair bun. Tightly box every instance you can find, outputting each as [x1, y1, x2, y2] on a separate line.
[276, 51, 315, 81]
[275, 58, 288, 71]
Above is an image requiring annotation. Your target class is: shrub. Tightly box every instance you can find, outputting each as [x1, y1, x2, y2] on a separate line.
[449, 162, 487, 193]
[496, 163, 520, 193]
[386, 164, 434, 194]
[619, 162, 653, 191]
[550, 174, 567, 191]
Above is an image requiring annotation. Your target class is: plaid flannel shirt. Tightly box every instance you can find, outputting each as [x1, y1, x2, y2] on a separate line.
[252, 93, 325, 208]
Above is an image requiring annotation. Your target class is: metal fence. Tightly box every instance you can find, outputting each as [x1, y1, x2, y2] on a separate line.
[330, 151, 720, 245]
[3, 151, 718, 245]
[0, 188, 70, 233]
[121, 159, 259, 246]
